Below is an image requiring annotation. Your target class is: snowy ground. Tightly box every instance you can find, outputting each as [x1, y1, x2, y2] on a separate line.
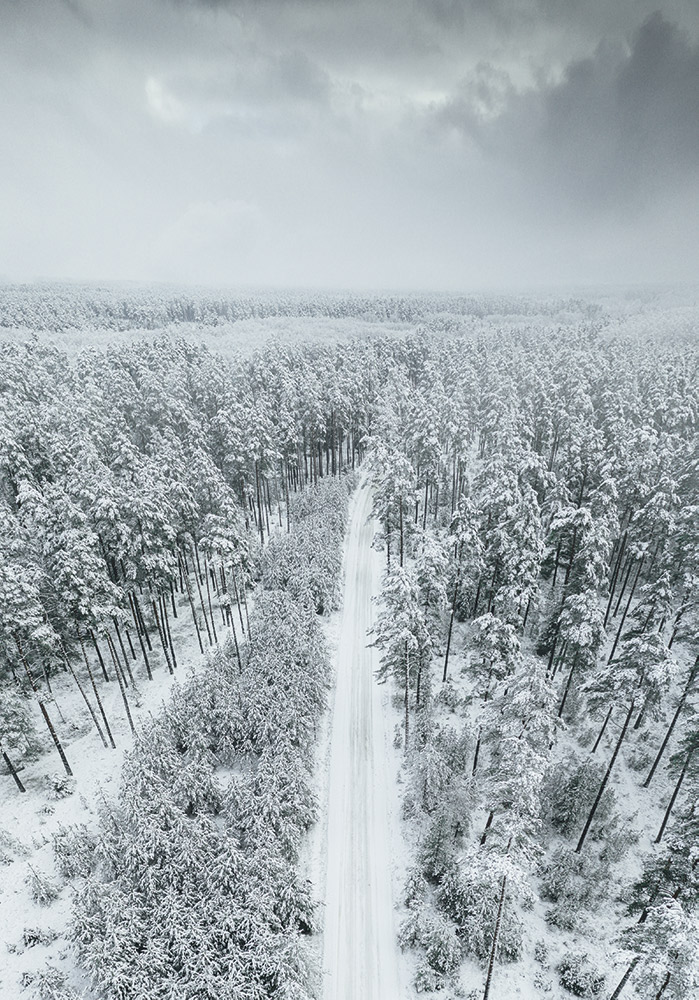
[319, 480, 409, 1000]
[0, 595, 214, 999]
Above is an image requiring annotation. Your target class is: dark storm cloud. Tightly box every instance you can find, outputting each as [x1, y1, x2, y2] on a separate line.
[433, 13, 699, 213]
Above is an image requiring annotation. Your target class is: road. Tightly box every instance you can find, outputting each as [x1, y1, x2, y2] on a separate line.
[322, 480, 403, 1000]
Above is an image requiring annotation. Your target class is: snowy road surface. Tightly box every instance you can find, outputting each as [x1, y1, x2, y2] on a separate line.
[322, 481, 403, 1000]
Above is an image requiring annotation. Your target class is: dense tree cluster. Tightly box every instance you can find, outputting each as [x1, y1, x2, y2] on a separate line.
[365, 327, 698, 996]
[0, 336, 366, 785]
[1, 303, 697, 999]
[62, 477, 349, 1000]
[0, 285, 602, 334]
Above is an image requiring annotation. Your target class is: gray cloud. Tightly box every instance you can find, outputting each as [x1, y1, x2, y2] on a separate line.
[432, 13, 699, 212]
[1, 0, 699, 289]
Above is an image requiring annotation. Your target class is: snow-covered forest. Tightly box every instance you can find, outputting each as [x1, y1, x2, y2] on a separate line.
[0, 287, 697, 1000]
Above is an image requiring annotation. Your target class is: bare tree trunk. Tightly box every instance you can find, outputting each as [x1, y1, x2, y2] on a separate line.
[576, 698, 635, 853]
[78, 631, 116, 747]
[89, 628, 110, 682]
[180, 553, 204, 654]
[255, 461, 265, 545]
[204, 557, 218, 644]
[609, 957, 639, 1000]
[132, 592, 153, 651]
[106, 633, 135, 734]
[152, 599, 174, 674]
[608, 557, 645, 664]
[231, 564, 246, 635]
[404, 643, 410, 751]
[480, 810, 494, 845]
[654, 972, 671, 1000]
[1, 743, 26, 792]
[443, 545, 463, 683]
[15, 635, 72, 776]
[655, 750, 693, 844]
[161, 594, 177, 670]
[558, 654, 578, 718]
[56, 636, 107, 748]
[592, 704, 614, 753]
[482, 873, 507, 1000]
[644, 656, 698, 787]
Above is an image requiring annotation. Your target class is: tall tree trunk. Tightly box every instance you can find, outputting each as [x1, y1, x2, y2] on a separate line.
[15, 635, 72, 776]
[132, 592, 153, 651]
[152, 599, 174, 674]
[404, 642, 410, 750]
[254, 461, 265, 545]
[78, 631, 116, 747]
[132, 608, 152, 680]
[644, 656, 698, 787]
[472, 727, 481, 775]
[557, 654, 578, 718]
[113, 618, 129, 671]
[655, 750, 693, 844]
[56, 636, 107, 748]
[192, 553, 213, 646]
[180, 553, 204, 653]
[576, 698, 635, 853]
[124, 627, 137, 660]
[112, 626, 134, 686]
[231, 564, 246, 635]
[592, 704, 614, 753]
[106, 633, 135, 734]
[482, 874, 507, 1000]
[204, 557, 218, 644]
[654, 972, 671, 1000]
[161, 594, 177, 670]
[443, 561, 462, 683]
[480, 810, 494, 845]
[609, 957, 640, 1000]
[551, 540, 563, 589]
[89, 628, 110, 682]
[608, 557, 645, 664]
[605, 532, 628, 627]
[1, 743, 26, 792]
[612, 557, 634, 618]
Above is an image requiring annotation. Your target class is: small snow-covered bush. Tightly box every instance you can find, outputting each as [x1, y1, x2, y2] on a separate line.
[0, 685, 43, 763]
[26, 867, 59, 906]
[535, 940, 549, 966]
[399, 909, 461, 974]
[437, 852, 526, 962]
[540, 847, 610, 929]
[435, 680, 461, 712]
[47, 772, 76, 800]
[542, 752, 615, 836]
[23, 926, 57, 948]
[31, 965, 81, 1000]
[0, 825, 28, 865]
[404, 866, 428, 909]
[53, 824, 97, 879]
[419, 812, 459, 883]
[558, 952, 605, 997]
[414, 963, 445, 992]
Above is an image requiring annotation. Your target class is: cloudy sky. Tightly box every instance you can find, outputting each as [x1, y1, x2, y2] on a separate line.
[2, 0, 699, 291]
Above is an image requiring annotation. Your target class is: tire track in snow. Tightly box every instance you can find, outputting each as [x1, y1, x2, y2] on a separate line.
[322, 481, 403, 1000]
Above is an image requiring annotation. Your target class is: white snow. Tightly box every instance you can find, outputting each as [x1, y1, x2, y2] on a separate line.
[321, 479, 407, 1000]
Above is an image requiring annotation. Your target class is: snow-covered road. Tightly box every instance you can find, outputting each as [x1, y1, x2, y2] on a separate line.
[322, 480, 403, 1000]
